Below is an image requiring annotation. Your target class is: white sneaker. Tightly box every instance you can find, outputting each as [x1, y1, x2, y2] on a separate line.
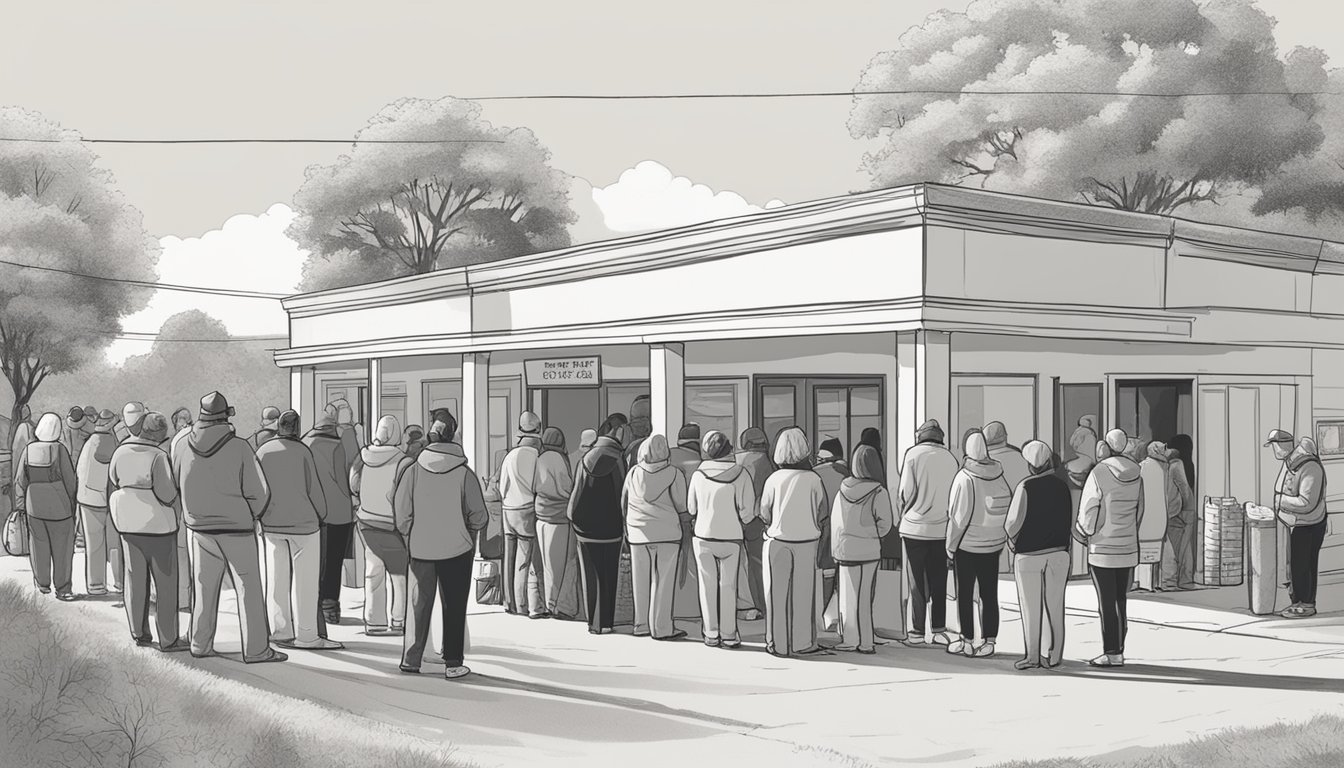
[946, 639, 974, 656]
[971, 641, 996, 658]
[444, 665, 471, 680]
[930, 631, 953, 646]
[1088, 654, 1125, 668]
[904, 634, 925, 646]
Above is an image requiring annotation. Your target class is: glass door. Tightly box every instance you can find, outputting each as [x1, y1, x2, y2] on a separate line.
[813, 384, 883, 459]
[754, 377, 884, 459]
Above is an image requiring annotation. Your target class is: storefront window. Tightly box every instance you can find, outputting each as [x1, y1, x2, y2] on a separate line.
[380, 395, 406, 434]
[686, 383, 738, 443]
[814, 385, 882, 458]
[1318, 420, 1344, 456]
[761, 385, 796, 446]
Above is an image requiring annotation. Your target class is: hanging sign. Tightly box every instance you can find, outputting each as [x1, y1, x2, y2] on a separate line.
[525, 356, 602, 388]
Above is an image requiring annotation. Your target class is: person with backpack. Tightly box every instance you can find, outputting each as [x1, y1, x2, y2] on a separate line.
[568, 415, 628, 635]
[1268, 430, 1329, 619]
[1005, 440, 1073, 670]
[1076, 429, 1145, 667]
[623, 434, 689, 641]
[76, 409, 123, 596]
[14, 413, 79, 600]
[687, 430, 756, 648]
[830, 445, 894, 654]
[946, 430, 1012, 659]
[351, 415, 414, 636]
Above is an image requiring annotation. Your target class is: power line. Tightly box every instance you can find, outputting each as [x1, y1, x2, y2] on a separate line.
[0, 137, 505, 145]
[0, 257, 290, 299]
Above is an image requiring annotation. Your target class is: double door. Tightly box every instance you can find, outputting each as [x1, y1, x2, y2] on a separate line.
[754, 377, 884, 459]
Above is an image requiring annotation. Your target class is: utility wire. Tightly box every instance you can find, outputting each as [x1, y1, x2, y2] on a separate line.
[0, 137, 505, 145]
[0, 257, 290, 299]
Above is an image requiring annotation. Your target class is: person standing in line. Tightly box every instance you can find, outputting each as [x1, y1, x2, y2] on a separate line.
[568, 416, 628, 635]
[1005, 440, 1072, 670]
[1138, 441, 1182, 591]
[330, 400, 363, 464]
[258, 410, 344, 651]
[167, 406, 194, 612]
[734, 427, 772, 620]
[667, 424, 703, 621]
[759, 427, 828, 657]
[1268, 431, 1328, 619]
[394, 412, 488, 679]
[898, 419, 959, 647]
[63, 407, 93, 464]
[304, 413, 353, 626]
[535, 427, 580, 620]
[946, 430, 1012, 658]
[116, 401, 147, 444]
[983, 422, 1030, 490]
[76, 409, 123, 596]
[812, 437, 847, 633]
[1076, 429, 1144, 667]
[498, 412, 547, 618]
[830, 445, 893, 654]
[9, 403, 37, 510]
[351, 415, 414, 636]
[173, 392, 284, 663]
[248, 407, 281, 451]
[687, 430, 755, 648]
[623, 434, 689, 641]
[108, 412, 189, 652]
[15, 413, 79, 601]
[403, 424, 428, 461]
[570, 429, 597, 471]
[1163, 434, 1198, 590]
[622, 396, 653, 469]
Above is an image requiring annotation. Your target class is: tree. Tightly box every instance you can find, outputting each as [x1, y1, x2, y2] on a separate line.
[848, 0, 1331, 216]
[290, 97, 576, 292]
[0, 108, 157, 445]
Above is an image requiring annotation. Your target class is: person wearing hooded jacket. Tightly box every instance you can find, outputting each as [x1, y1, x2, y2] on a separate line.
[898, 419, 959, 647]
[1163, 434, 1198, 590]
[568, 415, 628, 635]
[394, 411, 488, 679]
[76, 409, 124, 596]
[688, 430, 755, 648]
[304, 413, 353, 626]
[946, 430, 1012, 658]
[983, 422, 1030, 491]
[62, 407, 93, 465]
[249, 407, 281, 451]
[1138, 441, 1183, 591]
[499, 411, 547, 618]
[759, 427, 828, 657]
[172, 392, 282, 663]
[1268, 431, 1328, 619]
[623, 434, 690, 641]
[813, 437, 847, 633]
[535, 427, 581, 620]
[830, 445, 893, 654]
[1006, 441, 1073, 670]
[667, 424, 704, 621]
[15, 413, 79, 600]
[1076, 429, 1145, 667]
[351, 415, 415, 635]
[734, 427, 772, 619]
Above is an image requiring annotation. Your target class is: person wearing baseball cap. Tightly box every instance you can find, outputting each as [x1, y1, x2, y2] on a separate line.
[498, 411, 546, 618]
[63, 406, 92, 462]
[1268, 429, 1329, 619]
[249, 406, 282, 452]
[76, 407, 124, 596]
[116, 401, 147, 443]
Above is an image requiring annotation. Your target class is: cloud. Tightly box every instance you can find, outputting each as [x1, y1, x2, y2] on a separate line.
[105, 203, 306, 365]
[590, 161, 786, 233]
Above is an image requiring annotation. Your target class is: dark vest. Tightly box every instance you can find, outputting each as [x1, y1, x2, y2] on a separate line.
[1014, 473, 1074, 555]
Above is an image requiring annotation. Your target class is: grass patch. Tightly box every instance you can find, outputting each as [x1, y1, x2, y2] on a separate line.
[0, 579, 467, 768]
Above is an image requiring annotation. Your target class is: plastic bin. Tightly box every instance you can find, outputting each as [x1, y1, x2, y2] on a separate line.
[1202, 497, 1244, 587]
[1246, 504, 1278, 615]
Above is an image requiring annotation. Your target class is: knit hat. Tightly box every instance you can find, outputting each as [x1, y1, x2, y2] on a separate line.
[964, 431, 989, 462]
[122, 401, 147, 432]
[817, 437, 844, 461]
[260, 406, 281, 429]
[1022, 440, 1053, 473]
[373, 415, 401, 446]
[578, 429, 597, 449]
[914, 419, 944, 445]
[739, 427, 768, 450]
[859, 427, 882, 450]
[702, 430, 732, 460]
[312, 412, 337, 430]
[139, 412, 169, 443]
[518, 411, 542, 437]
[66, 407, 86, 428]
[197, 391, 235, 424]
[541, 426, 566, 453]
[677, 423, 701, 445]
[982, 421, 1008, 448]
[629, 396, 652, 421]
[276, 410, 302, 437]
[83, 405, 97, 420]
[1104, 428, 1129, 455]
[96, 409, 117, 426]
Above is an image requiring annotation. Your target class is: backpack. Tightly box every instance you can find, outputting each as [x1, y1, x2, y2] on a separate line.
[3, 509, 29, 556]
[478, 477, 504, 560]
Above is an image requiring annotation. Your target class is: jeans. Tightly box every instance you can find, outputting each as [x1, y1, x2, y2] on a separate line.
[319, 522, 355, 610]
[1014, 550, 1069, 663]
[577, 540, 621, 632]
[403, 551, 474, 669]
[190, 530, 272, 660]
[360, 526, 408, 629]
[79, 504, 123, 593]
[263, 531, 322, 644]
[29, 516, 76, 594]
[122, 532, 179, 644]
[762, 538, 819, 655]
[836, 561, 878, 651]
[1091, 565, 1132, 655]
[954, 549, 1001, 641]
[536, 521, 581, 618]
[1161, 512, 1197, 588]
[903, 537, 948, 635]
[504, 532, 545, 616]
[694, 539, 741, 642]
[1290, 519, 1328, 605]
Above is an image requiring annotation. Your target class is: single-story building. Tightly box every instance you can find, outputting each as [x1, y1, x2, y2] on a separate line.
[275, 183, 1344, 587]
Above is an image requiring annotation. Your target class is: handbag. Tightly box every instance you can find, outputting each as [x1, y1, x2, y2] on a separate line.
[3, 509, 30, 557]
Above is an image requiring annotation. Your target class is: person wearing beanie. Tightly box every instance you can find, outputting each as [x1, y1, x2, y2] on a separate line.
[688, 430, 756, 648]
[76, 408, 124, 596]
[666, 423, 704, 620]
[571, 428, 598, 469]
[535, 427, 581, 619]
[1076, 428, 1144, 667]
[497, 411, 547, 618]
[623, 434, 690, 641]
[172, 391, 282, 663]
[350, 415, 415, 636]
[983, 422, 1030, 491]
[1269, 430, 1328, 619]
[14, 413, 79, 600]
[249, 406, 282, 451]
[166, 405, 195, 609]
[828, 445, 893, 654]
[1137, 441, 1184, 592]
[403, 424, 427, 460]
[733, 427, 773, 619]
[304, 412, 354, 627]
[812, 436, 847, 634]
[1006, 440, 1073, 670]
[946, 430, 1012, 658]
[63, 406, 93, 465]
[257, 410, 343, 651]
[568, 415, 630, 635]
[622, 396, 653, 468]
[108, 412, 188, 651]
[898, 419, 959, 647]
[759, 427, 828, 657]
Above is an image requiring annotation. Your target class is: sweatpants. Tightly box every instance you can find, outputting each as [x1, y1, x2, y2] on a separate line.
[503, 531, 545, 616]
[263, 531, 322, 644]
[739, 534, 766, 613]
[319, 522, 355, 611]
[403, 551, 474, 669]
[694, 539, 741, 642]
[361, 526, 408, 630]
[79, 504, 123, 593]
[954, 549, 1001, 642]
[1290, 519, 1328, 605]
[122, 532, 179, 644]
[190, 530, 272, 660]
[1013, 550, 1069, 664]
[836, 561, 878, 651]
[630, 541, 680, 638]
[1161, 514, 1197, 589]
[536, 521, 581, 618]
[762, 538, 819, 655]
[1090, 565, 1133, 655]
[29, 516, 75, 594]
[577, 540, 622, 632]
[903, 537, 948, 636]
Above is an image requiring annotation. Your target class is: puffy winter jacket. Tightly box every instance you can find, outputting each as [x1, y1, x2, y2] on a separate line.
[393, 442, 488, 560]
[1275, 438, 1328, 528]
[830, 478, 894, 563]
[947, 451, 1013, 554]
[533, 449, 574, 526]
[108, 438, 178, 535]
[688, 459, 755, 541]
[76, 428, 118, 508]
[897, 441, 959, 540]
[171, 423, 270, 533]
[1077, 456, 1145, 568]
[15, 440, 77, 522]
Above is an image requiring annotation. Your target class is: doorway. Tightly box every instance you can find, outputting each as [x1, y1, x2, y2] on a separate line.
[1115, 379, 1194, 447]
[533, 380, 650, 455]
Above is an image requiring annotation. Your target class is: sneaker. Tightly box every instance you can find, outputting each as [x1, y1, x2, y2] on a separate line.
[36, 586, 51, 595]
[653, 630, 688, 642]
[444, 665, 471, 680]
[856, 647, 877, 655]
[133, 635, 154, 647]
[722, 638, 742, 649]
[1088, 654, 1124, 668]
[971, 641, 996, 658]
[1283, 603, 1318, 619]
[55, 592, 77, 602]
[930, 631, 953, 646]
[87, 588, 108, 597]
[365, 627, 399, 637]
[739, 609, 763, 621]
[246, 649, 289, 664]
[834, 644, 859, 652]
[704, 637, 722, 648]
[190, 650, 216, 659]
[904, 634, 926, 646]
[390, 622, 405, 635]
[159, 639, 191, 653]
[632, 629, 651, 637]
[529, 612, 552, 620]
[399, 665, 421, 675]
[292, 638, 345, 651]
[946, 640, 973, 656]
[1014, 658, 1040, 671]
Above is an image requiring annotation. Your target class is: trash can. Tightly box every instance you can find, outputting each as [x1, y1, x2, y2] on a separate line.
[1203, 497, 1244, 586]
[1246, 503, 1278, 615]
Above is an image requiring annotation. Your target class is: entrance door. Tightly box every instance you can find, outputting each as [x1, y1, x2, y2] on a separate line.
[1115, 379, 1193, 447]
[541, 388, 601, 458]
[753, 377, 885, 457]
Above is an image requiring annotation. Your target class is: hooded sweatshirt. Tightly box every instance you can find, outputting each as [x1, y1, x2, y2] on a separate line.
[108, 437, 178, 535]
[534, 429, 574, 526]
[499, 435, 543, 537]
[14, 414, 78, 521]
[248, 427, 278, 452]
[830, 476, 894, 564]
[1276, 437, 1327, 528]
[622, 435, 688, 545]
[393, 441, 488, 560]
[947, 433, 1013, 554]
[734, 447, 773, 540]
[75, 424, 118, 509]
[760, 467, 827, 543]
[898, 440, 960, 540]
[1139, 449, 1179, 545]
[350, 421, 413, 532]
[1077, 452, 1145, 568]
[688, 458, 755, 541]
[64, 416, 92, 465]
[568, 435, 626, 543]
[304, 425, 352, 526]
[256, 437, 327, 535]
[172, 422, 270, 533]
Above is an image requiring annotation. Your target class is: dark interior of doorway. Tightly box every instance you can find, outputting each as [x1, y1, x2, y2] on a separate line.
[1116, 379, 1194, 449]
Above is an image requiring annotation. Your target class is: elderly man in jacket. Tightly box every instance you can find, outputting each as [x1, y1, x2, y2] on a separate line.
[77, 409, 123, 596]
[1268, 430, 1329, 619]
[172, 392, 283, 663]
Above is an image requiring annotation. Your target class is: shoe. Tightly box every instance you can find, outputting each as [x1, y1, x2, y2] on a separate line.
[1044, 651, 1063, 669]
[87, 588, 108, 597]
[272, 636, 297, 647]
[856, 647, 877, 655]
[55, 592, 77, 602]
[246, 649, 289, 664]
[159, 639, 191, 653]
[190, 650, 216, 659]
[739, 609, 763, 621]
[399, 665, 421, 675]
[834, 644, 859, 652]
[904, 634, 925, 646]
[1014, 658, 1041, 671]
[653, 630, 688, 642]
[946, 639, 972, 656]
[292, 638, 344, 651]
[133, 635, 154, 647]
[1088, 654, 1124, 668]
[1283, 603, 1317, 619]
[36, 586, 51, 595]
[704, 637, 722, 648]
[971, 641, 996, 658]
[365, 627, 399, 637]
[109, 587, 123, 595]
[390, 623, 405, 635]
[529, 612, 552, 620]
[930, 631, 953, 646]
[444, 665, 470, 680]
[632, 629, 651, 637]
[722, 638, 742, 649]
[795, 646, 831, 656]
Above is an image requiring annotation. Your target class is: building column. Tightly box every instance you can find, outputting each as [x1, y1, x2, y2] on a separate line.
[649, 343, 685, 441]
[895, 330, 952, 464]
[461, 352, 491, 479]
[290, 366, 316, 432]
[367, 358, 382, 445]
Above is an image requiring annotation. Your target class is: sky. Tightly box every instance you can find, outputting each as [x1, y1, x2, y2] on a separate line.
[2, 0, 1341, 363]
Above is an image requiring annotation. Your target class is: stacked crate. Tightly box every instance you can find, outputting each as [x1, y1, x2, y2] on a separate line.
[1202, 497, 1245, 586]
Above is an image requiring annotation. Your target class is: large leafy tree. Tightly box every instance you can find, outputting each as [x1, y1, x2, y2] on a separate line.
[0, 108, 157, 444]
[848, 0, 1331, 215]
[291, 97, 576, 292]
